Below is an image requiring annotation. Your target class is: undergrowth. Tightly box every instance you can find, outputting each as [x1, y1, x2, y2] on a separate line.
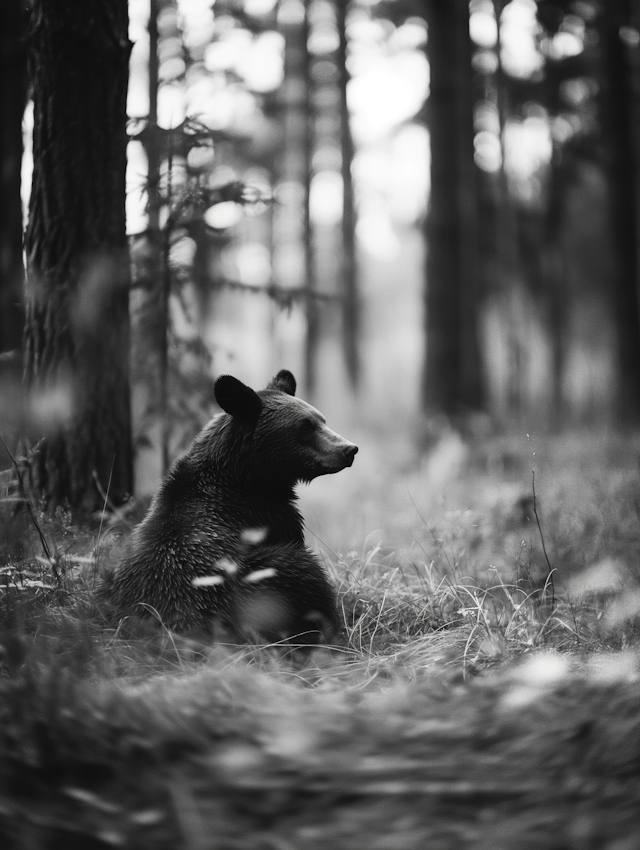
[2, 430, 640, 686]
[0, 499, 637, 688]
[2, 432, 640, 848]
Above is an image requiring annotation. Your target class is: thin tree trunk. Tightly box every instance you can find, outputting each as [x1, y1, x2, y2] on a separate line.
[277, 1, 312, 391]
[493, 0, 524, 418]
[422, 0, 482, 417]
[148, 0, 171, 475]
[303, 1, 319, 398]
[0, 0, 28, 469]
[131, 0, 167, 485]
[544, 145, 568, 427]
[0, 0, 27, 357]
[599, 0, 640, 422]
[24, 0, 133, 513]
[337, 0, 359, 389]
[146, 0, 171, 476]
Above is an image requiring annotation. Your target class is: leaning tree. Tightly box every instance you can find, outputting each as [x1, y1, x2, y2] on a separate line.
[24, 0, 133, 513]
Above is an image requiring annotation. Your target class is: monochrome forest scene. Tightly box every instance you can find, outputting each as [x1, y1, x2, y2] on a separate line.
[2, 0, 640, 847]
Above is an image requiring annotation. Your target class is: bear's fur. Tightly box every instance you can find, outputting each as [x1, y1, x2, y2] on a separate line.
[105, 370, 358, 644]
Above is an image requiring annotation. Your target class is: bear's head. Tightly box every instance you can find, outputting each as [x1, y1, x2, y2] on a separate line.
[213, 370, 358, 487]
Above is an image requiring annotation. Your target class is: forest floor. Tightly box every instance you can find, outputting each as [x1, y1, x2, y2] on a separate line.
[1, 428, 640, 849]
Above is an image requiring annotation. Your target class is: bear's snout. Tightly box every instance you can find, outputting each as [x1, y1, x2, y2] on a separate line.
[343, 443, 358, 464]
[314, 427, 359, 475]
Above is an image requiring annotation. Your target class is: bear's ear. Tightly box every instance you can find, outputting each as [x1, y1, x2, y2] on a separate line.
[267, 370, 296, 396]
[214, 375, 262, 420]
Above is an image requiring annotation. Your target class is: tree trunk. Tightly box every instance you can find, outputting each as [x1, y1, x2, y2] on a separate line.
[599, 0, 640, 422]
[493, 0, 526, 418]
[337, 0, 359, 389]
[303, 0, 319, 398]
[543, 143, 569, 428]
[0, 0, 28, 469]
[276, 1, 313, 392]
[131, 0, 168, 483]
[0, 0, 27, 357]
[24, 0, 133, 513]
[422, 0, 483, 417]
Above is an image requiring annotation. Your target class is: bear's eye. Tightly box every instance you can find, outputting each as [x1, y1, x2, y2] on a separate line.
[300, 418, 316, 432]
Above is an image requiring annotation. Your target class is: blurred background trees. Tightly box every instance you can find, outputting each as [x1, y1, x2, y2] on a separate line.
[4, 0, 640, 509]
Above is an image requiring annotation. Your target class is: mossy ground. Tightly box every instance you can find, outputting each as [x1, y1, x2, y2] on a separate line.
[1, 430, 640, 849]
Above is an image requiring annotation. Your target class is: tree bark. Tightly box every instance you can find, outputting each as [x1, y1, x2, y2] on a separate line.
[303, 0, 319, 398]
[24, 0, 133, 513]
[599, 0, 640, 422]
[422, 0, 483, 417]
[0, 0, 28, 470]
[0, 0, 27, 357]
[337, 0, 359, 389]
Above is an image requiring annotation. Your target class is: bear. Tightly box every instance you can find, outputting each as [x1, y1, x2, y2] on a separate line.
[104, 369, 358, 645]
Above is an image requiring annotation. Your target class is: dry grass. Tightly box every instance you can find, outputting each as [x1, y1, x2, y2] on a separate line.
[1, 430, 640, 848]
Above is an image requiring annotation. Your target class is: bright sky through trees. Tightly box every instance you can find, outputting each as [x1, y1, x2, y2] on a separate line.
[124, 0, 431, 253]
[122, 0, 587, 260]
[19, 1, 587, 261]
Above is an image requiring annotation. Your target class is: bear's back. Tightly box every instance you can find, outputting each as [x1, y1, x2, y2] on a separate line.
[155, 446, 306, 548]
